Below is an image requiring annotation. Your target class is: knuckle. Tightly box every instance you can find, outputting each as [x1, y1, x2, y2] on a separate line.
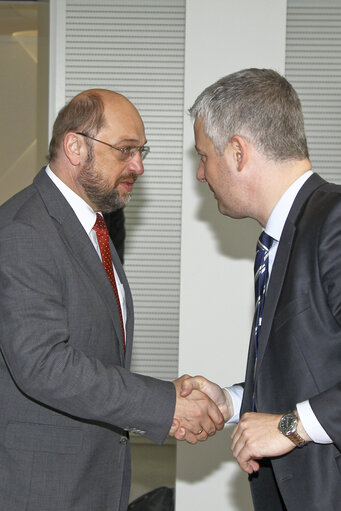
[188, 437, 197, 445]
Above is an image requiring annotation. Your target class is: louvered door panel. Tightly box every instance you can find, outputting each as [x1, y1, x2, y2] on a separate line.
[286, 1, 341, 183]
[64, 0, 185, 379]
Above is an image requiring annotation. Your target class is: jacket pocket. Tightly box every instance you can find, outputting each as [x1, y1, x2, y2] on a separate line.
[5, 421, 83, 454]
[272, 296, 310, 333]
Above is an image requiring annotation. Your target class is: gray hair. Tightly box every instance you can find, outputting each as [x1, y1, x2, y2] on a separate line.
[189, 68, 309, 161]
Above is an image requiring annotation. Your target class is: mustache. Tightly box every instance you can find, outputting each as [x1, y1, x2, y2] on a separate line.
[116, 172, 139, 185]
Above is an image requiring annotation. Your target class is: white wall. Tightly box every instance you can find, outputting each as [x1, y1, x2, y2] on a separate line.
[176, 1, 287, 509]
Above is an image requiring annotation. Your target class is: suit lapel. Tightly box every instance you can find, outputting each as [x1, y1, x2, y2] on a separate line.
[255, 173, 327, 380]
[33, 169, 129, 365]
[255, 220, 296, 372]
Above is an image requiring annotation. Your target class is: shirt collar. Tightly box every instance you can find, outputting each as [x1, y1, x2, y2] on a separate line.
[265, 170, 313, 242]
[45, 165, 97, 234]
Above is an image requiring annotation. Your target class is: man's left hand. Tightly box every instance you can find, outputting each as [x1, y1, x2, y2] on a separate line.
[231, 412, 297, 474]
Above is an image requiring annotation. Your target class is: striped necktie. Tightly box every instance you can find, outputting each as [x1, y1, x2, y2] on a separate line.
[254, 231, 273, 359]
[252, 231, 273, 410]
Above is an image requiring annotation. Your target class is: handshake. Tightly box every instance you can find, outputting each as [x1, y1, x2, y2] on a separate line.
[169, 375, 233, 444]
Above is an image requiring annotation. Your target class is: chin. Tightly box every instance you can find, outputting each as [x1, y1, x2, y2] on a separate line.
[121, 193, 131, 206]
[218, 203, 244, 219]
[217, 202, 229, 215]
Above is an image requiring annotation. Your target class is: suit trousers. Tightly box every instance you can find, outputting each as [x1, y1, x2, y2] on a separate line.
[250, 459, 287, 511]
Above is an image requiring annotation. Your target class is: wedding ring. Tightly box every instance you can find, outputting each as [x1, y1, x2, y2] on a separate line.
[196, 429, 203, 435]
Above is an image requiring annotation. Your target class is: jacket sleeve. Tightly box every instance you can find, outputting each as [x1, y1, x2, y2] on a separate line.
[0, 220, 175, 445]
[308, 199, 341, 450]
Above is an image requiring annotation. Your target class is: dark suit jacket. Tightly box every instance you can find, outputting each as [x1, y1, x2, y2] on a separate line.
[0, 169, 175, 511]
[104, 208, 126, 264]
[241, 173, 341, 511]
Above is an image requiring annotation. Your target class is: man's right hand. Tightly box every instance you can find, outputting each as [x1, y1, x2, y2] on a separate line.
[181, 375, 233, 422]
[169, 375, 228, 444]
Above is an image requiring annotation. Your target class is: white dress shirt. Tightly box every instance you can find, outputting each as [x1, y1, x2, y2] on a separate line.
[45, 166, 127, 334]
[227, 170, 332, 444]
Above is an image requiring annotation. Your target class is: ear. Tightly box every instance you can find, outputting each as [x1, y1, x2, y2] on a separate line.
[63, 132, 84, 166]
[230, 135, 248, 171]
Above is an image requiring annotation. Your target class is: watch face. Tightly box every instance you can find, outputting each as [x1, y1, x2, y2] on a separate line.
[280, 413, 297, 434]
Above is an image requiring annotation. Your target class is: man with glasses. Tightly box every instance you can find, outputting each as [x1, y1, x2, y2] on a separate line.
[0, 89, 227, 511]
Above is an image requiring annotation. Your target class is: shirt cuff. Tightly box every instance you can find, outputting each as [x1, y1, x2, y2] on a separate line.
[297, 400, 332, 444]
[224, 384, 244, 424]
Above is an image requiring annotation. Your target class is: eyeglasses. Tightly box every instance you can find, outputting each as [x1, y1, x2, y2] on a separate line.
[76, 132, 150, 161]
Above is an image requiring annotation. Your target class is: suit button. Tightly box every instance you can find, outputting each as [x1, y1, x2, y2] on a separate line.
[120, 436, 128, 445]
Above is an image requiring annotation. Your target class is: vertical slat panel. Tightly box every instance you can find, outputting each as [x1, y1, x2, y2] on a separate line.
[65, 0, 185, 379]
[286, 1, 341, 183]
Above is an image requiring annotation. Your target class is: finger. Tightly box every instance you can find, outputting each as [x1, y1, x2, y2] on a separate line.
[237, 450, 259, 474]
[232, 440, 250, 473]
[172, 374, 192, 395]
[176, 374, 191, 385]
[174, 426, 206, 444]
[238, 460, 255, 474]
[174, 427, 187, 441]
[180, 377, 202, 397]
[230, 429, 248, 462]
[196, 429, 209, 442]
[230, 424, 243, 449]
[232, 434, 260, 474]
[247, 459, 260, 472]
[218, 405, 229, 423]
[168, 419, 180, 437]
[182, 430, 199, 445]
[230, 424, 239, 440]
[200, 414, 220, 436]
[232, 440, 243, 462]
[176, 390, 221, 435]
[231, 431, 240, 451]
[206, 402, 225, 430]
[193, 396, 224, 434]
[178, 373, 191, 381]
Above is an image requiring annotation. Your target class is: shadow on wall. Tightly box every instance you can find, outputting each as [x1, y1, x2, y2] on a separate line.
[177, 148, 257, 511]
[188, 146, 260, 262]
[176, 427, 253, 511]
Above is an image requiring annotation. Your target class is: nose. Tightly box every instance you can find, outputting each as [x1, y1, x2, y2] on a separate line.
[196, 160, 206, 182]
[128, 151, 144, 175]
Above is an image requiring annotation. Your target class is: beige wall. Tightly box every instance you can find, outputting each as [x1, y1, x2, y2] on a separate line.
[0, 32, 37, 204]
[0, 2, 49, 206]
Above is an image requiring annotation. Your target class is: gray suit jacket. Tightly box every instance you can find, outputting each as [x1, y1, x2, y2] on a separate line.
[242, 174, 341, 511]
[0, 168, 175, 511]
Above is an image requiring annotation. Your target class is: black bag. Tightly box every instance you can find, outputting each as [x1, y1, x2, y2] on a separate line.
[128, 487, 174, 511]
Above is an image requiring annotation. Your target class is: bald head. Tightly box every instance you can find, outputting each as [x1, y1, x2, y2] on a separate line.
[48, 89, 142, 163]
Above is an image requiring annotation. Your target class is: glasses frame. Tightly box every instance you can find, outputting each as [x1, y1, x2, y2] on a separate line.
[76, 132, 150, 161]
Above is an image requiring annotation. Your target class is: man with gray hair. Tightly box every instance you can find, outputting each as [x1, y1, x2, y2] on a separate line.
[180, 68, 341, 510]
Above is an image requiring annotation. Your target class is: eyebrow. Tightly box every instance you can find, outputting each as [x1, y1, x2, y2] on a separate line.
[116, 138, 148, 146]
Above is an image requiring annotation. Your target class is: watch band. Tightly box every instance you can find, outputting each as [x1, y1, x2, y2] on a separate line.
[286, 429, 307, 448]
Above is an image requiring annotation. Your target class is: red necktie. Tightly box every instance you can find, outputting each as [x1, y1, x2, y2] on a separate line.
[93, 213, 126, 355]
